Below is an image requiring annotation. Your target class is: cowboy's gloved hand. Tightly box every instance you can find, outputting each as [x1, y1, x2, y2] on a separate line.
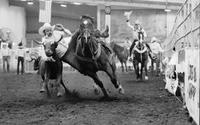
[55, 24, 65, 31]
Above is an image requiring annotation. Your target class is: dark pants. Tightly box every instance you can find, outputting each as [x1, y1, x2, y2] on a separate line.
[2, 56, 10, 72]
[17, 56, 24, 74]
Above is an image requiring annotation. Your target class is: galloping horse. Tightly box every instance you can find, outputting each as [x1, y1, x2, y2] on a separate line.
[43, 16, 124, 100]
[130, 32, 150, 80]
[110, 42, 129, 72]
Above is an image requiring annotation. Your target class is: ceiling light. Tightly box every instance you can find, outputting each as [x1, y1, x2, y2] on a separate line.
[164, 8, 171, 12]
[73, 2, 82, 5]
[27, 1, 34, 5]
[60, 4, 67, 7]
[164, 0, 171, 12]
[20, 0, 27, 1]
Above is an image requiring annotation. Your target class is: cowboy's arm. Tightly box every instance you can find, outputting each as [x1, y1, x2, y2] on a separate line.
[126, 20, 135, 31]
[63, 28, 72, 36]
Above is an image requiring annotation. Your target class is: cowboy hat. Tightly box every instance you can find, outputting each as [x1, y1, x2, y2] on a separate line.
[39, 23, 54, 36]
[151, 37, 157, 43]
[135, 20, 141, 25]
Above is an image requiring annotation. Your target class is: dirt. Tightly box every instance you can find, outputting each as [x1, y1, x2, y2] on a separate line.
[0, 71, 193, 125]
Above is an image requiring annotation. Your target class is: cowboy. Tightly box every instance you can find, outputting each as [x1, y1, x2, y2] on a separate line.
[16, 41, 26, 74]
[125, 11, 147, 44]
[38, 23, 72, 59]
[38, 23, 72, 95]
[149, 37, 164, 76]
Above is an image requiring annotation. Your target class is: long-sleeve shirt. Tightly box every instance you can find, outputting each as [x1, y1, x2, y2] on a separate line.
[126, 21, 147, 40]
[149, 42, 164, 54]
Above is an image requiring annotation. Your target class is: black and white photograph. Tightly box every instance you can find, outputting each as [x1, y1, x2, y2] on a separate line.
[0, 0, 199, 124]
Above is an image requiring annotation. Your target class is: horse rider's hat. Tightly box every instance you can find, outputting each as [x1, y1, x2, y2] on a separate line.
[151, 37, 157, 43]
[80, 15, 95, 24]
[39, 23, 54, 36]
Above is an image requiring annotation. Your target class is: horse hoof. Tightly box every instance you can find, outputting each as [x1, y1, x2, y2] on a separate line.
[145, 76, 148, 80]
[57, 92, 62, 97]
[118, 85, 125, 95]
[94, 88, 100, 95]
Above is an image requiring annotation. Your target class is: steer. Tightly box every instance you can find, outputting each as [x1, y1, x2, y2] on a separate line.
[30, 45, 69, 97]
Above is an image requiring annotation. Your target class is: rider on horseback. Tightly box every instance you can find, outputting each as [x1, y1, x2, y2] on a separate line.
[75, 15, 112, 59]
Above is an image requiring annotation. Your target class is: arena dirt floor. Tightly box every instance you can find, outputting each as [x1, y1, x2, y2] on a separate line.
[0, 70, 194, 125]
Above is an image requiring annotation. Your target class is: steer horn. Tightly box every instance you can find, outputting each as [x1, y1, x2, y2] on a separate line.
[33, 39, 43, 45]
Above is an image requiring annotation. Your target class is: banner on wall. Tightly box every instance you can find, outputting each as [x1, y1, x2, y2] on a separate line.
[39, 0, 52, 23]
[185, 49, 199, 125]
[165, 52, 178, 95]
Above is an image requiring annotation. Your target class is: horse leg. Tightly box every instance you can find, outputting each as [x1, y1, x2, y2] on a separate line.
[105, 63, 125, 95]
[134, 61, 139, 80]
[144, 61, 149, 80]
[125, 62, 128, 72]
[121, 62, 124, 72]
[156, 59, 160, 76]
[140, 63, 143, 80]
[88, 72, 109, 98]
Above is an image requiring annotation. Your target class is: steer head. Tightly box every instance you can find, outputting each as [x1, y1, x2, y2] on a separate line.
[33, 39, 58, 57]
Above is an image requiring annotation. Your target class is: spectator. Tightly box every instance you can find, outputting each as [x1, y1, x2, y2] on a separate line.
[1, 42, 11, 72]
[16, 42, 26, 74]
[149, 37, 164, 76]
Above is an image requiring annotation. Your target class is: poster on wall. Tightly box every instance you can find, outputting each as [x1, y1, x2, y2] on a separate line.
[185, 49, 199, 125]
[39, 0, 52, 23]
[165, 52, 178, 95]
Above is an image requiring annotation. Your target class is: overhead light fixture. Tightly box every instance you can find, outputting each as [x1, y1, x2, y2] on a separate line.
[27, 1, 34, 5]
[164, 8, 171, 12]
[60, 4, 67, 7]
[164, 0, 171, 12]
[73, 2, 82, 5]
[20, 0, 27, 1]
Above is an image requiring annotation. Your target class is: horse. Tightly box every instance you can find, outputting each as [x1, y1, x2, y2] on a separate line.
[42, 18, 124, 100]
[129, 32, 151, 80]
[110, 41, 129, 72]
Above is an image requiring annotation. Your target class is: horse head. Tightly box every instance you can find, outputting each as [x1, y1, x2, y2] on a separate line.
[79, 16, 94, 44]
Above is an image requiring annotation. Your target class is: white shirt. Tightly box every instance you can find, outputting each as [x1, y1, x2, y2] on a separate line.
[42, 30, 69, 58]
[150, 42, 164, 54]
[17, 48, 26, 57]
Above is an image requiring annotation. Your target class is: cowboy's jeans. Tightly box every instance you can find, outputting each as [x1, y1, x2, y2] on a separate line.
[2, 56, 10, 72]
[17, 56, 24, 74]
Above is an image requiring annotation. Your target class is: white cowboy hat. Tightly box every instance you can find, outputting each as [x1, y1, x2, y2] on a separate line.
[151, 37, 157, 43]
[135, 20, 141, 25]
[39, 23, 54, 36]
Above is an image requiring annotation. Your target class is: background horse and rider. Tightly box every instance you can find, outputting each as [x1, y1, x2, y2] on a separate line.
[129, 32, 153, 80]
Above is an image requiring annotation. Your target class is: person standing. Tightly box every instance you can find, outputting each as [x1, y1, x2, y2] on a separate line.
[1, 42, 11, 72]
[149, 37, 164, 76]
[16, 42, 25, 74]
